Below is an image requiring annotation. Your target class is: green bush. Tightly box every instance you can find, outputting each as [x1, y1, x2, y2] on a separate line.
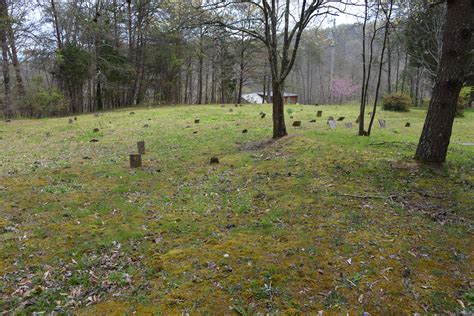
[456, 86, 472, 117]
[383, 93, 412, 112]
[22, 76, 66, 117]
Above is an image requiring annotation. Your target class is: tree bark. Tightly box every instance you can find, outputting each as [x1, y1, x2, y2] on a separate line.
[0, 0, 11, 117]
[272, 81, 287, 138]
[415, 0, 473, 163]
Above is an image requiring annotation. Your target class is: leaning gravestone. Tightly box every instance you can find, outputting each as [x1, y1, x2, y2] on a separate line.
[137, 141, 145, 155]
[292, 121, 302, 127]
[344, 122, 353, 129]
[317, 110, 323, 117]
[328, 120, 337, 129]
[378, 119, 386, 128]
[337, 116, 345, 121]
[260, 112, 266, 119]
[195, 119, 200, 124]
[130, 154, 142, 168]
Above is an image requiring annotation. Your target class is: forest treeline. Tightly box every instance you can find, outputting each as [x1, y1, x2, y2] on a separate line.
[1, 0, 469, 118]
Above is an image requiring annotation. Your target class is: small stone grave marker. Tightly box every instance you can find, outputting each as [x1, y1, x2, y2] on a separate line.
[260, 113, 266, 118]
[317, 110, 323, 117]
[242, 129, 248, 133]
[90, 138, 99, 142]
[328, 120, 337, 129]
[405, 122, 410, 127]
[130, 154, 142, 168]
[68, 118, 73, 124]
[143, 124, 149, 128]
[337, 116, 345, 121]
[74, 117, 77, 121]
[130, 111, 135, 115]
[344, 122, 353, 129]
[194, 119, 200, 123]
[210, 157, 219, 164]
[378, 119, 386, 128]
[310, 119, 316, 123]
[94, 113, 100, 117]
[292, 121, 302, 127]
[137, 141, 145, 154]
[93, 128, 100, 132]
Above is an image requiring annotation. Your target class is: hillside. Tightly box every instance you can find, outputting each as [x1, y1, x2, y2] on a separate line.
[0, 104, 473, 314]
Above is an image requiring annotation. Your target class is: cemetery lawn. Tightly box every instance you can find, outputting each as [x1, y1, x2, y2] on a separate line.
[0, 104, 473, 314]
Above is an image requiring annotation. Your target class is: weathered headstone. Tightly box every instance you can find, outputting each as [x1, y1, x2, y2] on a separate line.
[292, 121, 302, 127]
[310, 119, 316, 123]
[260, 113, 266, 118]
[210, 157, 219, 164]
[130, 154, 142, 168]
[242, 129, 248, 133]
[328, 120, 337, 129]
[337, 116, 345, 121]
[68, 118, 73, 124]
[93, 128, 100, 132]
[193, 131, 198, 134]
[317, 110, 323, 117]
[378, 119, 386, 128]
[344, 122, 353, 129]
[137, 141, 145, 155]
[405, 122, 410, 127]
[74, 117, 77, 121]
[194, 119, 200, 124]
[143, 124, 149, 128]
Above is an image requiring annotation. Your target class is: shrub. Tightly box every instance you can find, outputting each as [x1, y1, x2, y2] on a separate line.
[383, 93, 411, 112]
[456, 86, 471, 117]
[22, 76, 66, 117]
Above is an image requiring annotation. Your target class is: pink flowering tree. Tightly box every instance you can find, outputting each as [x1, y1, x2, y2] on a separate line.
[331, 77, 360, 104]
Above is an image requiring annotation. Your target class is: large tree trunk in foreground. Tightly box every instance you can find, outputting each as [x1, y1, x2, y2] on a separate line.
[272, 81, 287, 138]
[415, 0, 473, 163]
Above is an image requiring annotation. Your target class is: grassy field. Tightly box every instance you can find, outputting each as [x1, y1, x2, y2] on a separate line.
[0, 103, 473, 314]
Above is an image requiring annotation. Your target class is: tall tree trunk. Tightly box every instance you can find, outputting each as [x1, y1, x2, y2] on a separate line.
[386, 35, 392, 94]
[367, 0, 393, 135]
[415, 0, 473, 163]
[7, 26, 24, 96]
[0, 0, 11, 117]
